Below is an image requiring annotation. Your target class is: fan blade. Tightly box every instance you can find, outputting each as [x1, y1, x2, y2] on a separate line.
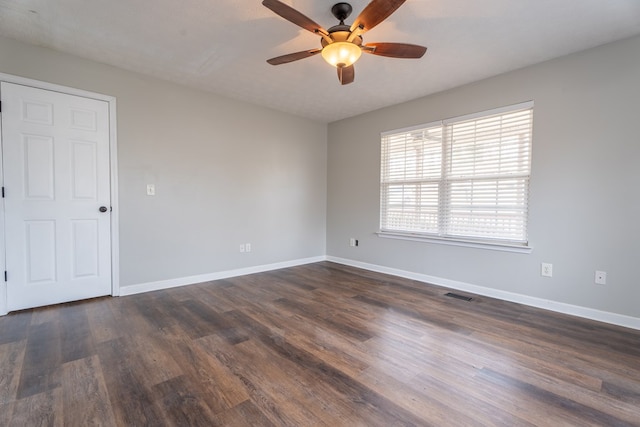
[363, 42, 427, 58]
[262, 0, 327, 35]
[267, 49, 321, 65]
[337, 65, 355, 85]
[350, 0, 406, 33]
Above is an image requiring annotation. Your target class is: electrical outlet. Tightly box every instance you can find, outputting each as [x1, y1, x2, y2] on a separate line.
[349, 238, 356, 247]
[146, 184, 155, 196]
[239, 244, 245, 253]
[595, 270, 607, 285]
[541, 263, 553, 277]
[246, 243, 251, 252]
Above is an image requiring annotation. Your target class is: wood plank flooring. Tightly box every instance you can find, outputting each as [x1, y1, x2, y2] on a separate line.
[1, 261, 640, 426]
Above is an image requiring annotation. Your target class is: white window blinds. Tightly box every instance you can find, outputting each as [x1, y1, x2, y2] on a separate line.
[380, 102, 533, 245]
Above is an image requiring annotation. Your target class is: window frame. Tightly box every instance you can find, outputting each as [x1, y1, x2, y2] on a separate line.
[379, 101, 534, 253]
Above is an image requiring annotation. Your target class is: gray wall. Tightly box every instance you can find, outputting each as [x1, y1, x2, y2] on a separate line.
[327, 35, 640, 319]
[0, 36, 327, 288]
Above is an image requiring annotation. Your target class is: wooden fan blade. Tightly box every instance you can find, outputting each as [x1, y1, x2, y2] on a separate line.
[337, 65, 355, 85]
[267, 49, 321, 65]
[363, 42, 427, 58]
[262, 0, 327, 34]
[350, 0, 406, 33]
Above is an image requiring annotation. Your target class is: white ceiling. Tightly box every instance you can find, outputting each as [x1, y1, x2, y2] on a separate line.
[1, 0, 640, 123]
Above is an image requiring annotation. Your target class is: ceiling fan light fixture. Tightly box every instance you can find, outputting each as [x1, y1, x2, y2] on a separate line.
[321, 41, 362, 67]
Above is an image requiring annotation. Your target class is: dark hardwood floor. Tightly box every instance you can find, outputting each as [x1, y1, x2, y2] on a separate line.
[1, 261, 640, 426]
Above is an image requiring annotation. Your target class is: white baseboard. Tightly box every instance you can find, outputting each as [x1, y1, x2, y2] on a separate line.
[119, 254, 640, 331]
[120, 256, 327, 296]
[326, 256, 640, 331]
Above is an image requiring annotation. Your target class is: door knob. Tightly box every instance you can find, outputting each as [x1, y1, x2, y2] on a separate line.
[99, 206, 108, 213]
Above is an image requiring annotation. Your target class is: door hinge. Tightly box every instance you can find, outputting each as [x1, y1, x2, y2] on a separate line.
[1, 187, 4, 198]
[4, 271, 6, 282]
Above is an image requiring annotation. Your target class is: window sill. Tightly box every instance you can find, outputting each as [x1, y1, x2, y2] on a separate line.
[376, 231, 533, 254]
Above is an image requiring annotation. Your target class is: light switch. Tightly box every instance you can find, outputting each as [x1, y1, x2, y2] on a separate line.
[146, 184, 155, 196]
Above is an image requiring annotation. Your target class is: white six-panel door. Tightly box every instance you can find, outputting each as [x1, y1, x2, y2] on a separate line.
[2, 82, 112, 311]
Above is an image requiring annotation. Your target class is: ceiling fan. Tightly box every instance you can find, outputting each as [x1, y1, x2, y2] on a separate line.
[262, 0, 427, 85]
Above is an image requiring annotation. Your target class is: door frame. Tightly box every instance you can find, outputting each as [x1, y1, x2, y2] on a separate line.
[0, 73, 120, 315]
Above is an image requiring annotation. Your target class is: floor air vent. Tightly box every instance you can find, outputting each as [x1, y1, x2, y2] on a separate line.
[445, 292, 473, 301]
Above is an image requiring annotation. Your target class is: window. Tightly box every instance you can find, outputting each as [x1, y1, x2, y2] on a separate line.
[380, 102, 533, 248]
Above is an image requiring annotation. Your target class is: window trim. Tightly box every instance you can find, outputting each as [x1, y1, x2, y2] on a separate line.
[376, 231, 533, 253]
[379, 101, 533, 138]
[379, 101, 534, 251]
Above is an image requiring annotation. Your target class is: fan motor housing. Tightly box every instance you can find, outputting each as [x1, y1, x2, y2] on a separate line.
[321, 25, 363, 48]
